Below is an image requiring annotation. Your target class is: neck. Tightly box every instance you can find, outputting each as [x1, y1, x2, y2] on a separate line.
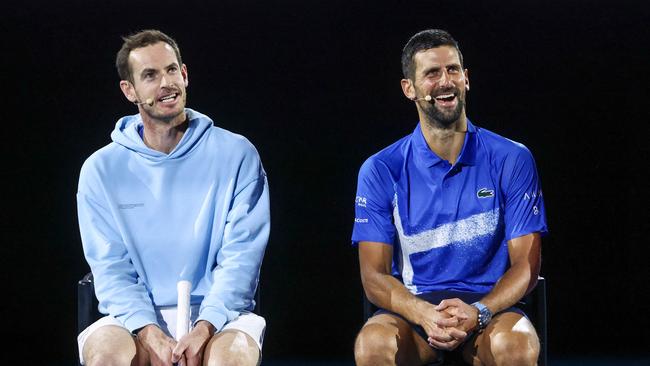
[141, 111, 188, 154]
[419, 115, 467, 165]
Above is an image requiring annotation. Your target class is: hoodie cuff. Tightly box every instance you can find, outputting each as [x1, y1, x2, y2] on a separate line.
[122, 309, 158, 333]
[196, 309, 229, 333]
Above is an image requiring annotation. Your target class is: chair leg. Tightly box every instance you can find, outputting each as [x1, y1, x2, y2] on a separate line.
[77, 274, 94, 335]
[536, 278, 548, 366]
[77, 273, 97, 366]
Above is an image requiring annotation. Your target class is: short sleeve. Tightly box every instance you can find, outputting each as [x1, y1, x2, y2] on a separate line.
[351, 158, 396, 246]
[502, 146, 549, 241]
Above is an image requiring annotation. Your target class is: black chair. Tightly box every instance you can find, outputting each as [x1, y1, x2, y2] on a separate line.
[77, 272, 262, 365]
[362, 277, 548, 366]
[77, 272, 101, 336]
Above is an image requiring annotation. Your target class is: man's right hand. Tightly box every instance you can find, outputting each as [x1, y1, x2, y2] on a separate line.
[137, 324, 177, 365]
[415, 301, 467, 350]
[359, 242, 467, 350]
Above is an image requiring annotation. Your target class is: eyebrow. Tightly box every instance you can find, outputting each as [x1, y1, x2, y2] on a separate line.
[421, 63, 461, 74]
[164, 62, 179, 70]
[138, 63, 179, 79]
[139, 68, 157, 79]
[422, 65, 441, 73]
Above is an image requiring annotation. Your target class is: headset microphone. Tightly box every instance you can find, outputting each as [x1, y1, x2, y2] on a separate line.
[413, 95, 432, 102]
[134, 98, 154, 106]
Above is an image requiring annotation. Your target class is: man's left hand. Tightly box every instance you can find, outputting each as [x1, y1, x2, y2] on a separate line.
[427, 298, 478, 349]
[171, 320, 215, 366]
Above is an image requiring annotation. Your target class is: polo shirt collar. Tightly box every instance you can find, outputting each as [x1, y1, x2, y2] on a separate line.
[457, 119, 477, 166]
[412, 119, 478, 168]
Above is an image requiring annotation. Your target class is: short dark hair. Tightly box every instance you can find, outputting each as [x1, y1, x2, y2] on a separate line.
[115, 29, 183, 82]
[401, 29, 463, 80]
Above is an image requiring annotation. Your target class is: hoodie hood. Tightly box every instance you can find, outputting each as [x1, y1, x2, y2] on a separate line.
[110, 108, 213, 161]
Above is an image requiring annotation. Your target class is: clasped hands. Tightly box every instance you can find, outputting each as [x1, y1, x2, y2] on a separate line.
[137, 320, 215, 366]
[418, 298, 479, 351]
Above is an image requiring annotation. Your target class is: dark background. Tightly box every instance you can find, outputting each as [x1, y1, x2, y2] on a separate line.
[3, 0, 649, 364]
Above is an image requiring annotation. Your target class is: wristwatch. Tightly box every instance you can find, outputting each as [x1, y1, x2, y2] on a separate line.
[471, 301, 493, 331]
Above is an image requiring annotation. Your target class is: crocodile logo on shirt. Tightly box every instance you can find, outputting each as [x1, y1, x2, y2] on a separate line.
[477, 188, 494, 198]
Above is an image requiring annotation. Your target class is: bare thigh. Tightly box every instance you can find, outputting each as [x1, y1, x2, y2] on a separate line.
[355, 313, 440, 366]
[462, 311, 540, 366]
[83, 325, 149, 366]
[203, 329, 260, 366]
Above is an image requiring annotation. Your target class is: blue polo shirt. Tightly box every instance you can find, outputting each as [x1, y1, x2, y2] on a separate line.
[352, 120, 547, 294]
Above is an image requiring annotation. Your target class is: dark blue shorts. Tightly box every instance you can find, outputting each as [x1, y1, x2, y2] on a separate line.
[374, 290, 527, 346]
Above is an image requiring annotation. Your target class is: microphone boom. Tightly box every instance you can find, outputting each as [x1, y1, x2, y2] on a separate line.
[134, 98, 154, 106]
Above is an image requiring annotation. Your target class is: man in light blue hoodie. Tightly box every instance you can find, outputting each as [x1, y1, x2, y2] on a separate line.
[77, 30, 269, 366]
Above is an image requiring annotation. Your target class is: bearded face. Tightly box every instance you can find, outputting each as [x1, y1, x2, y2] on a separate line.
[418, 84, 465, 128]
[407, 46, 469, 129]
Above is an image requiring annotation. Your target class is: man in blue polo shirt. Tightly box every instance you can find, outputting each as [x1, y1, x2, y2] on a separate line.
[352, 29, 547, 366]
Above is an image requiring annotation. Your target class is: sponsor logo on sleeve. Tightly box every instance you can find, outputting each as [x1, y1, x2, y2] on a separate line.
[477, 188, 495, 198]
[354, 217, 369, 223]
[523, 189, 543, 200]
[355, 196, 367, 207]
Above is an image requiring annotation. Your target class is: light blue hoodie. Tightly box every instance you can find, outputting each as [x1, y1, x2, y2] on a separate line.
[77, 108, 270, 333]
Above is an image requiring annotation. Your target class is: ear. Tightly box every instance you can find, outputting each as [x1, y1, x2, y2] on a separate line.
[120, 80, 137, 103]
[181, 64, 189, 87]
[401, 78, 416, 100]
[464, 68, 470, 91]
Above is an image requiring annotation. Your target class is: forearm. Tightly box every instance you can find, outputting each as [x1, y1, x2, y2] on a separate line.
[480, 232, 541, 314]
[78, 191, 157, 331]
[363, 270, 430, 325]
[199, 240, 266, 330]
[199, 176, 269, 330]
[481, 261, 538, 314]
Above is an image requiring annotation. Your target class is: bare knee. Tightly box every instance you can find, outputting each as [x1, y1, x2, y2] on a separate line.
[490, 331, 539, 366]
[85, 353, 135, 366]
[354, 323, 399, 366]
[83, 326, 137, 366]
[204, 330, 260, 366]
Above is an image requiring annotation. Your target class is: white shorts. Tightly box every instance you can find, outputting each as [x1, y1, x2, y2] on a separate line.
[77, 305, 265, 365]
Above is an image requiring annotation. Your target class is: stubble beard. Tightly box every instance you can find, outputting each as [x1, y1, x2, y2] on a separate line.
[422, 95, 465, 129]
[141, 90, 187, 124]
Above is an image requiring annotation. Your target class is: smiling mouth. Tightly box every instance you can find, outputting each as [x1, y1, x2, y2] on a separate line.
[158, 93, 179, 103]
[434, 93, 456, 102]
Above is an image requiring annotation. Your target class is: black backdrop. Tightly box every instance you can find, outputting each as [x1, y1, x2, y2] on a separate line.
[3, 1, 649, 364]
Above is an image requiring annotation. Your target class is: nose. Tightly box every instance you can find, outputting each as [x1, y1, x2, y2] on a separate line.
[160, 74, 173, 88]
[437, 70, 453, 87]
